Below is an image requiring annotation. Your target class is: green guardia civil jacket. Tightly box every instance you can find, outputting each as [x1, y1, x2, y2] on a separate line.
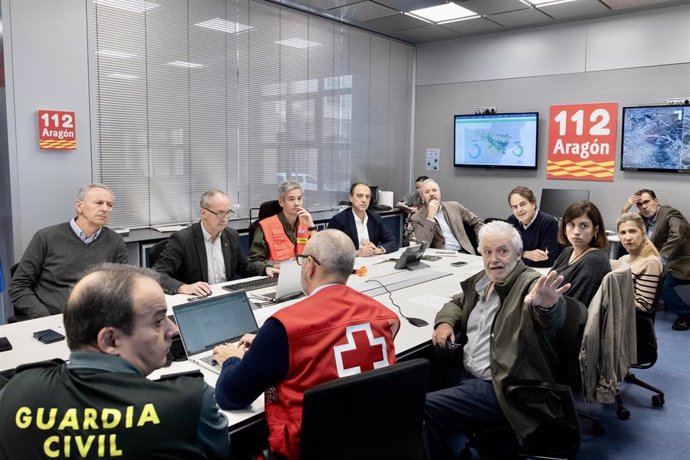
[434, 261, 566, 438]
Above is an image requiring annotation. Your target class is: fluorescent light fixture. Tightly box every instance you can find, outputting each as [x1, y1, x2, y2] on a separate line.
[407, 3, 479, 24]
[108, 73, 139, 80]
[94, 0, 161, 14]
[194, 18, 253, 34]
[275, 38, 322, 49]
[96, 49, 137, 59]
[519, 0, 577, 7]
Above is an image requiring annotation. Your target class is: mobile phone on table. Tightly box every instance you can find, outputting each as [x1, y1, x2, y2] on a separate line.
[33, 329, 65, 344]
[450, 261, 467, 267]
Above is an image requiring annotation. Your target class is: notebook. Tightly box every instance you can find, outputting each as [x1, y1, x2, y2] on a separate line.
[172, 291, 259, 374]
[260, 258, 304, 303]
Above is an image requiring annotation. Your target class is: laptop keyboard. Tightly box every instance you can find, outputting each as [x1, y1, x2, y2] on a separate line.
[199, 355, 219, 367]
[223, 276, 278, 292]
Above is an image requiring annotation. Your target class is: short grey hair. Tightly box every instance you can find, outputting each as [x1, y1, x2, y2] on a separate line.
[200, 189, 228, 208]
[420, 178, 439, 189]
[76, 183, 113, 201]
[278, 180, 302, 200]
[305, 229, 355, 281]
[478, 220, 523, 255]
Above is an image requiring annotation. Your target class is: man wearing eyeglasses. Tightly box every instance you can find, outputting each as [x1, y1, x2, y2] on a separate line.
[621, 189, 690, 331]
[154, 189, 274, 296]
[212, 230, 400, 460]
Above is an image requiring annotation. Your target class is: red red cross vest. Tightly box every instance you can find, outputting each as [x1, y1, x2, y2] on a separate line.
[265, 284, 399, 460]
[260, 215, 310, 262]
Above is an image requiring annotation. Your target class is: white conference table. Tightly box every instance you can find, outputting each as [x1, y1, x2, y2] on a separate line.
[0, 249, 484, 434]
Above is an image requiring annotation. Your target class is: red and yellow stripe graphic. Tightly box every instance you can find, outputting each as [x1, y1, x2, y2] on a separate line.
[547, 159, 614, 181]
[40, 139, 76, 150]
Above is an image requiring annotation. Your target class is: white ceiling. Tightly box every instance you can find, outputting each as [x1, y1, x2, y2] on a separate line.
[273, 0, 690, 44]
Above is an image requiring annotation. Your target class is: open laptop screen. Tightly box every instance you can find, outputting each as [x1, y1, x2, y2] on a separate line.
[173, 292, 258, 356]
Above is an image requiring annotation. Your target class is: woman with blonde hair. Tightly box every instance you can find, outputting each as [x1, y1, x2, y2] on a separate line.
[617, 212, 663, 312]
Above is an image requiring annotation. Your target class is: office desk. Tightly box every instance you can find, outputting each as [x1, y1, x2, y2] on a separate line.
[0, 249, 482, 435]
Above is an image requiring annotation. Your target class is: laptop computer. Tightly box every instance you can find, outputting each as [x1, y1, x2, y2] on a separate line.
[172, 291, 259, 374]
[258, 258, 304, 303]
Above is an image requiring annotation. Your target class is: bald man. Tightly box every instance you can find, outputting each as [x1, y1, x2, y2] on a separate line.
[213, 230, 400, 460]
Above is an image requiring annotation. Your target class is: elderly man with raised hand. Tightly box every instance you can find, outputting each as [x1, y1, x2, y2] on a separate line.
[9, 183, 128, 318]
[424, 221, 571, 459]
[154, 189, 273, 296]
[622, 189, 690, 330]
[213, 229, 400, 460]
[0, 264, 229, 460]
[410, 179, 483, 255]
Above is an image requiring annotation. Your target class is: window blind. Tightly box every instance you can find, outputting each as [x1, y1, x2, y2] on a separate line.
[94, 0, 414, 227]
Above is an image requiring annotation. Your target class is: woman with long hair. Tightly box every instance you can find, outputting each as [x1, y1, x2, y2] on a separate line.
[617, 212, 663, 312]
[551, 200, 611, 306]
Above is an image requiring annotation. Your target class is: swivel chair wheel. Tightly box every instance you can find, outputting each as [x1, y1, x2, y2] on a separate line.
[616, 407, 630, 420]
[591, 421, 606, 436]
[652, 394, 665, 407]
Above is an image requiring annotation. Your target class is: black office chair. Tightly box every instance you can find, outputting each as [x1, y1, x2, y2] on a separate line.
[7, 263, 29, 323]
[615, 274, 666, 419]
[300, 358, 430, 460]
[248, 200, 283, 244]
[462, 221, 480, 254]
[148, 238, 168, 268]
[461, 297, 586, 460]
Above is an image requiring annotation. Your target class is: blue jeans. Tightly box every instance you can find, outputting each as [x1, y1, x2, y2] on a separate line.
[424, 371, 506, 460]
[661, 272, 690, 317]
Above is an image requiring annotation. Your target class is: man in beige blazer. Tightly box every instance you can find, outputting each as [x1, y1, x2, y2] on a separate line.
[410, 179, 483, 255]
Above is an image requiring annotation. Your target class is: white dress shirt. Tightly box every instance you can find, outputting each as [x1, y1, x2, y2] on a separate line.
[201, 224, 227, 285]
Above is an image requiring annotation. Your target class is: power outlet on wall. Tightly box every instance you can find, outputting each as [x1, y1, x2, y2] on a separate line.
[474, 106, 497, 115]
[666, 98, 690, 106]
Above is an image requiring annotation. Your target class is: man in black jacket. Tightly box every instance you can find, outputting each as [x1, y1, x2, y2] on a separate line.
[154, 189, 275, 296]
[0, 264, 229, 460]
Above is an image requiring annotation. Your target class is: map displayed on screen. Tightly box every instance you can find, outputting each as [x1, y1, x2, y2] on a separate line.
[454, 113, 538, 169]
[621, 106, 690, 171]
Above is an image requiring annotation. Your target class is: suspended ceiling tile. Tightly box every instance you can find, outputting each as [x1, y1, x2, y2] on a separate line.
[602, 0, 686, 9]
[366, 11, 430, 30]
[537, 0, 613, 20]
[330, 2, 400, 22]
[439, 17, 506, 35]
[460, 0, 531, 16]
[373, 0, 446, 13]
[488, 7, 553, 28]
[395, 24, 464, 43]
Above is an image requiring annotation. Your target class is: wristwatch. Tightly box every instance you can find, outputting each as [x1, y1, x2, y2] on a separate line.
[307, 226, 317, 231]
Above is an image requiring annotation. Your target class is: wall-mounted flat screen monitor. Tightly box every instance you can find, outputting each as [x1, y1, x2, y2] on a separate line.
[621, 105, 690, 173]
[453, 112, 538, 169]
[539, 188, 590, 219]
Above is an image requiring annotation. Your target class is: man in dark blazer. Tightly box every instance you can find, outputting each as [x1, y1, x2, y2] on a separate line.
[154, 189, 274, 296]
[328, 183, 399, 256]
[622, 189, 690, 330]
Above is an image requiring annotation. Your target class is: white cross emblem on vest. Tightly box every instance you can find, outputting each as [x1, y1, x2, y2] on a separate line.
[333, 323, 389, 377]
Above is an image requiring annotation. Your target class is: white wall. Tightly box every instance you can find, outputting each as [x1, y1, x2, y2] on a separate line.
[3, 0, 93, 259]
[414, 4, 690, 228]
[417, 5, 690, 85]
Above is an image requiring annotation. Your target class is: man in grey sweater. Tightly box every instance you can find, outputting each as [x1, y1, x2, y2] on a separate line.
[9, 183, 128, 318]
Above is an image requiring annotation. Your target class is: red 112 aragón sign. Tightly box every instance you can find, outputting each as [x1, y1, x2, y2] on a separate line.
[38, 110, 76, 150]
[547, 103, 618, 182]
